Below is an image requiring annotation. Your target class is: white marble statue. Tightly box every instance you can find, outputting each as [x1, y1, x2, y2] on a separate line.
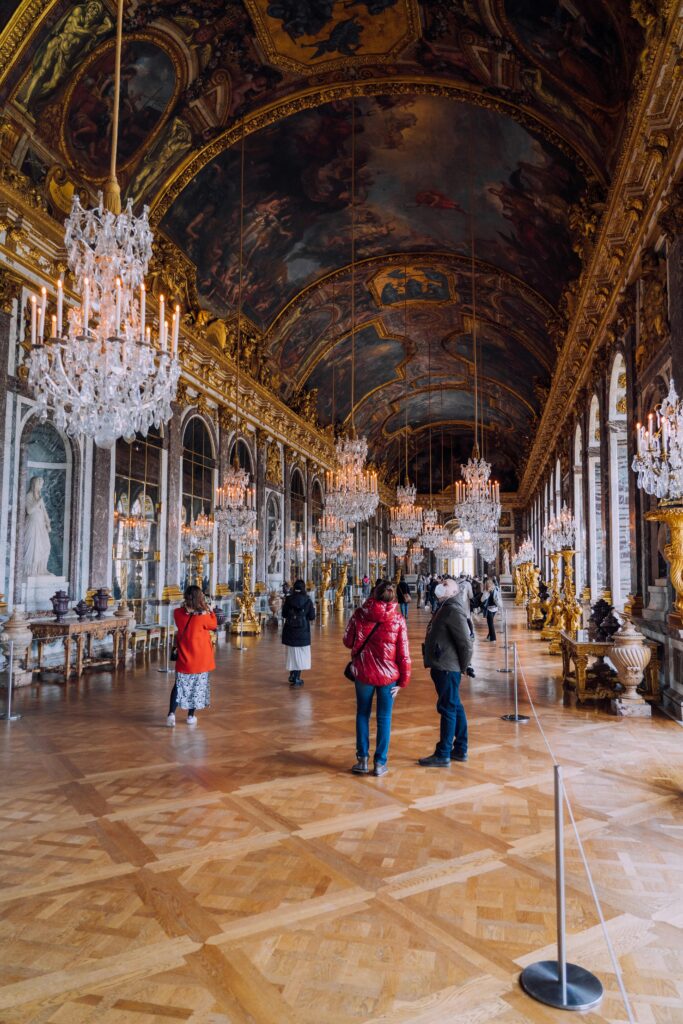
[268, 529, 283, 575]
[503, 549, 511, 576]
[24, 476, 53, 577]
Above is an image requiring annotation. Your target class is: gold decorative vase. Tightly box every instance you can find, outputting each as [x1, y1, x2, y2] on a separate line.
[645, 505, 683, 631]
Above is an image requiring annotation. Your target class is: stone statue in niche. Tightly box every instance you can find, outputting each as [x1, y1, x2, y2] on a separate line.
[503, 547, 511, 576]
[24, 476, 53, 577]
[268, 520, 283, 574]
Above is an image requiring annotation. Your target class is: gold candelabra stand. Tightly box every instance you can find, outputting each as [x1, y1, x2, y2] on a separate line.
[645, 505, 683, 630]
[320, 560, 332, 622]
[335, 563, 348, 612]
[526, 565, 544, 629]
[560, 549, 582, 633]
[541, 550, 563, 645]
[231, 552, 261, 636]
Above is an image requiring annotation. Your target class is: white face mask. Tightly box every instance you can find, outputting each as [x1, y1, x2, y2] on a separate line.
[434, 584, 447, 601]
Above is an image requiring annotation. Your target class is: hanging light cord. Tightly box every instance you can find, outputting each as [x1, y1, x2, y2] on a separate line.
[404, 257, 409, 484]
[235, 127, 245, 457]
[104, 0, 124, 214]
[428, 336, 433, 503]
[350, 90, 357, 437]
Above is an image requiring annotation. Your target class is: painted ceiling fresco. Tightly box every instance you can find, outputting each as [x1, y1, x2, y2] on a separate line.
[0, 0, 646, 492]
[162, 94, 584, 323]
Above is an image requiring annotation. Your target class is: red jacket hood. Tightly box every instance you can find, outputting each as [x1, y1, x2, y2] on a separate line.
[358, 599, 401, 623]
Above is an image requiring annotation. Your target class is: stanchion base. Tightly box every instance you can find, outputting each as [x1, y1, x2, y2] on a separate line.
[157, 667, 173, 674]
[0, 713, 21, 721]
[501, 713, 530, 722]
[520, 961, 603, 1011]
[496, 668, 513, 674]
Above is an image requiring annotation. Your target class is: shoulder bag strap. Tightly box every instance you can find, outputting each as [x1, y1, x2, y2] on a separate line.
[353, 621, 381, 659]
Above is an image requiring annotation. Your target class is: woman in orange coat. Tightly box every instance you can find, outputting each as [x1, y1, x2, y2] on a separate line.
[167, 585, 217, 727]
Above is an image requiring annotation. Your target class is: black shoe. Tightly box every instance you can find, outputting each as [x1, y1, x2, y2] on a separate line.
[418, 754, 451, 767]
[352, 757, 369, 774]
[451, 751, 468, 762]
[288, 672, 295, 683]
[373, 762, 388, 777]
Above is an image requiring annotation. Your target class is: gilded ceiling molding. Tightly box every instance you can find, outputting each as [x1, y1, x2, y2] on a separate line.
[148, 76, 601, 225]
[517, 7, 683, 505]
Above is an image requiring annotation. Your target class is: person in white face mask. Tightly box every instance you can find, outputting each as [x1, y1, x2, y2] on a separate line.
[418, 577, 473, 767]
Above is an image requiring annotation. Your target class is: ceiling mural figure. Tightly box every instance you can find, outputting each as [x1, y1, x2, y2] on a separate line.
[63, 39, 177, 179]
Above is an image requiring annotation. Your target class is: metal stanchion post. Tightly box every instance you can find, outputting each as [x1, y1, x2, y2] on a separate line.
[0, 641, 21, 722]
[497, 607, 512, 673]
[520, 765, 603, 1011]
[158, 624, 173, 673]
[501, 642, 529, 722]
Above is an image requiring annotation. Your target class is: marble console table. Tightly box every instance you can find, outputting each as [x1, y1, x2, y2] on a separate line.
[29, 616, 129, 682]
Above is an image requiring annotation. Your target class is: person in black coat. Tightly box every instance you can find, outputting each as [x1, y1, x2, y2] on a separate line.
[281, 578, 316, 687]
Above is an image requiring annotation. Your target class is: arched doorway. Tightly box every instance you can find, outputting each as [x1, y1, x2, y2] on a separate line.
[182, 416, 216, 592]
[587, 395, 604, 600]
[573, 423, 585, 595]
[608, 355, 629, 608]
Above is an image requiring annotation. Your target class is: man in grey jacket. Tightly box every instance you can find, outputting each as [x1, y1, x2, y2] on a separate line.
[419, 577, 473, 767]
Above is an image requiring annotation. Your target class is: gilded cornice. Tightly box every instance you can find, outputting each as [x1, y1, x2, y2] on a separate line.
[148, 76, 601, 225]
[517, 5, 683, 506]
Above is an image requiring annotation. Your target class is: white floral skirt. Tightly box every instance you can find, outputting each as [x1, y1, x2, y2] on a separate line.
[175, 672, 211, 709]
[285, 646, 311, 671]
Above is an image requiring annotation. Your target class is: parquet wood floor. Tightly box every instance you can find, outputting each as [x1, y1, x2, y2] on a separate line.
[1, 606, 682, 1023]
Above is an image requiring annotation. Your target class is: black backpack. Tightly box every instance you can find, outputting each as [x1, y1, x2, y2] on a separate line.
[287, 604, 306, 629]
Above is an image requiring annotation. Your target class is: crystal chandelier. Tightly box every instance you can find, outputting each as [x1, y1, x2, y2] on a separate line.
[391, 535, 408, 559]
[544, 503, 576, 552]
[514, 537, 536, 565]
[542, 515, 559, 553]
[632, 378, 683, 502]
[325, 436, 379, 523]
[408, 540, 424, 568]
[26, 0, 179, 449]
[420, 506, 446, 550]
[317, 512, 349, 556]
[116, 511, 151, 551]
[215, 466, 256, 540]
[390, 479, 423, 539]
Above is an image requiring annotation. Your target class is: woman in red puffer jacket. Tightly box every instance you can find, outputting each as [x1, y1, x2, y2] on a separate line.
[343, 580, 411, 778]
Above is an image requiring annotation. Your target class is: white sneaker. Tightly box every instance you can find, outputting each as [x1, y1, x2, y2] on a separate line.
[166, 713, 175, 727]
[187, 715, 198, 726]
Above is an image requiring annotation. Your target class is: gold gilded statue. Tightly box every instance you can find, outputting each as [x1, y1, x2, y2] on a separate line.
[335, 563, 348, 612]
[231, 552, 261, 636]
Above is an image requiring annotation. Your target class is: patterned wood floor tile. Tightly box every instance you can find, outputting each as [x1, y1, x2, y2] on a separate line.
[0, 609, 681, 1023]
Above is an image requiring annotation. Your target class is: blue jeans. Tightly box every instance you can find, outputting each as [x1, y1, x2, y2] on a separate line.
[430, 669, 468, 759]
[399, 601, 408, 619]
[355, 681, 395, 765]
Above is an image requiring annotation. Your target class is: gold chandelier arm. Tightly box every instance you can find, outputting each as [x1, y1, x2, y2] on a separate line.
[104, 0, 124, 215]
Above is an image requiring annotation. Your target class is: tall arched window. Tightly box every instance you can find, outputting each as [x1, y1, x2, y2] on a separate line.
[608, 355, 629, 608]
[182, 417, 216, 591]
[573, 423, 585, 595]
[290, 469, 306, 581]
[114, 428, 162, 605]
[310, 479, 323, 584]
[587, 396, 604, 600]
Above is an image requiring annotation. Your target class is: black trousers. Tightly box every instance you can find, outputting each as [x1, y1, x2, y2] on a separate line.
[169, 682, 195, 715]
[486, 611, 497, 641]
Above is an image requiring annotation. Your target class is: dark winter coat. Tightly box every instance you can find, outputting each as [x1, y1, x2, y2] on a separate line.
[343, 599, 411, 687]
[281, 592, 315, 647]
[423, 597, 473, 673]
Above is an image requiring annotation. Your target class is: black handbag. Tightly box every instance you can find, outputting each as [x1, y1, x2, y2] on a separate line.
[344, 622, 380, 681]
[170, 613, 193, 662]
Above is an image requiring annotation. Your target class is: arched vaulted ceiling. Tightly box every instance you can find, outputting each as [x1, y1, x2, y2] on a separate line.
[0, 0, 645, 492]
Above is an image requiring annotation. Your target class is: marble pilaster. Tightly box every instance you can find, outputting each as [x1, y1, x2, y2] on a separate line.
[216, 414, 231, 588]
[164, 405, 183, 591]
[89, 445, 113, 590]
[255, 430, 268, 582]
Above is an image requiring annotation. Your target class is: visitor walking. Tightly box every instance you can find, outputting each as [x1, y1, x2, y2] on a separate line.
[427, 574, 439, 612]
[282, 578, 316, 687]
[418, 577, 473, 766]
[167, 585, 217, 727]
[416, 573, 426, 608]
[362, 574, 371, 599]
[482, 578, 499, 641]
[396, 572, 411, 618]
[343, 580, 411, 777]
